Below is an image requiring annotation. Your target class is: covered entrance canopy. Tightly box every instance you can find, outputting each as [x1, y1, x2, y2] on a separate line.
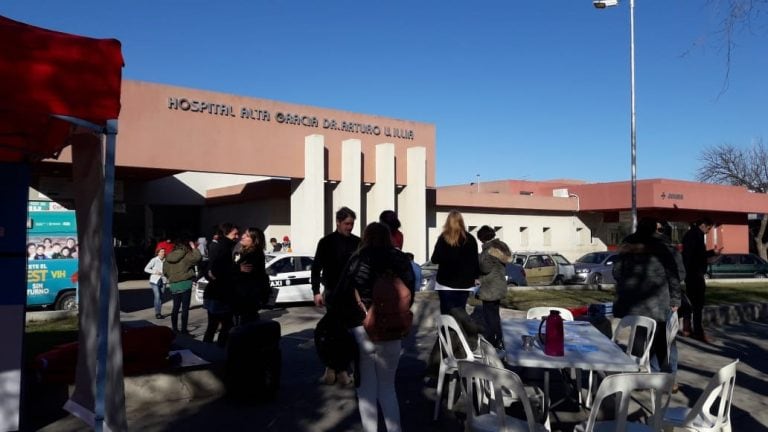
[0, 15, 125, 431]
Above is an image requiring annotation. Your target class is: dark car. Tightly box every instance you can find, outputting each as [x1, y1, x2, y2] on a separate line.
[707, 253, 768, 279]
[572, 251, 618, 285]
[505, 261, 528, 286]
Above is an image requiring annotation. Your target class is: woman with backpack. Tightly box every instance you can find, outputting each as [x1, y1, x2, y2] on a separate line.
[330, 222, 415, 432]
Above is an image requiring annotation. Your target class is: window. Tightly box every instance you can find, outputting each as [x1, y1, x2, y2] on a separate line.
[520, 227, 529, 247]
[270, 257, 295, 275]
[299, 257, 314, 271]
[543, 227, 551, 246]
[525, 256, 541, 269]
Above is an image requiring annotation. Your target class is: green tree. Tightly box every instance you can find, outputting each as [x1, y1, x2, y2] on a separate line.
[697, 139, 768, 258]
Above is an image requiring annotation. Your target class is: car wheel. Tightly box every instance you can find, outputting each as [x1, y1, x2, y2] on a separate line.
[56, 292, 78, 311]
[553, 275, 564, 285]
[592, 273, 603, 285]
[755, 273, 767, 279]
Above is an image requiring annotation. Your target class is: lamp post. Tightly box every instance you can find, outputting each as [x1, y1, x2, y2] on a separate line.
[595, 0, 637, 233]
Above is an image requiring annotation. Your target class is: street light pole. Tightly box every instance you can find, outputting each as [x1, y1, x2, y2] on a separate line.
[595, 0, 638, 233]
[629, 0, 637, 233]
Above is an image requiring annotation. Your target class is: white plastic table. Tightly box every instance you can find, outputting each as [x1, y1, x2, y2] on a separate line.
[502, 319, 639, 424]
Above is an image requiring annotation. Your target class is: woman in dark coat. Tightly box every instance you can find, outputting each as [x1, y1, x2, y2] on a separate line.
[231, 227, 270, 324]
[430, 210, 480, 314]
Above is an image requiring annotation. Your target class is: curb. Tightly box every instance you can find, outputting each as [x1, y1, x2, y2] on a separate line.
[26, 310, 77, 323]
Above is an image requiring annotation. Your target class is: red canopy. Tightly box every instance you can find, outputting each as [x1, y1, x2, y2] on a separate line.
[0, 15, 123, 162]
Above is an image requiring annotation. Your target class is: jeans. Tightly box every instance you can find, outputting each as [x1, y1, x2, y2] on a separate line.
[481, 300, 503, 349]
[171, 289, 192, 332]
[686, 274, 706, 336]
[203, 310, 234, 347]
[651, 339, 678, 374]
[150, 282, 163, 315]
[352, 326, 402, 432]
[437, 290, 469, 315]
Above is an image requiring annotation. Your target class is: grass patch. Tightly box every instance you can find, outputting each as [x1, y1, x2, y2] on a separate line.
[501, 288, 615, 311]
[491, 282, 768, 311]
[25, 315, 79, 363]
[704, 281, 768, 304]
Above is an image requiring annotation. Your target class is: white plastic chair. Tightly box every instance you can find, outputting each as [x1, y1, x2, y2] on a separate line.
[434, 314, 483, 420]
[587, 315, 657, 408]
[575, 372, 674, 432]
[613, 315, 658, 372]
[458, 360, 548, 432]
[526, 307, 574, 321]
[662, 360, 739, 432]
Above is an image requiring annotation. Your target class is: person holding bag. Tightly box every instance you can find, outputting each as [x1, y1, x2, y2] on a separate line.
[330, 222, 415, 432]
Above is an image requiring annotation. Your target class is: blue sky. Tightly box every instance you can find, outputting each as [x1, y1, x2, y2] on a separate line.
[4, 1, 766, 186]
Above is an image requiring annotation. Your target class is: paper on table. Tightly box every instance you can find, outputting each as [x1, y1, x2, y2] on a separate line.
[169, 349, 210, 368]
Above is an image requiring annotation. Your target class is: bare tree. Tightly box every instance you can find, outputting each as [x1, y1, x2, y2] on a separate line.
[697, 138, 768, 258]
[688, 1, 768, 97]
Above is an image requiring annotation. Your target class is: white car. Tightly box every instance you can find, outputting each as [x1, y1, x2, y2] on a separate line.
[265, 252, 321, 303]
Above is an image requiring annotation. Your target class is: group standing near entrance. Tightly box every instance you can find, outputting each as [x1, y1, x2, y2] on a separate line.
[135, 208, 733, 432]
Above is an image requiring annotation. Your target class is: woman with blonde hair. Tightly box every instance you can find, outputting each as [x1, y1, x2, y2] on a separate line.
[430, 210, 480, 314]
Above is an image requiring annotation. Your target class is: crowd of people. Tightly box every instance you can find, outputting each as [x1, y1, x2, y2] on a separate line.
[138, 207, 724, 432]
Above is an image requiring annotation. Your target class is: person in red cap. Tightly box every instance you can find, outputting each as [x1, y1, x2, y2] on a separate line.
[282, 235, 292, 252]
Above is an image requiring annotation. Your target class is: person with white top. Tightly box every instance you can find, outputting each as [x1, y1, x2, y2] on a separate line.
[144, 248, 167, 319]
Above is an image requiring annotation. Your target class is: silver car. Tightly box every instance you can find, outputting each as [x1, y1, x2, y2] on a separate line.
[572, 251, 618, 285]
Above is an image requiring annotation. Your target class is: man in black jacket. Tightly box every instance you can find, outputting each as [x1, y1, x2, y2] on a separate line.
[681, 217, 722, 343]
[311, 207, 360, 385]
[202, 223, 240, 347]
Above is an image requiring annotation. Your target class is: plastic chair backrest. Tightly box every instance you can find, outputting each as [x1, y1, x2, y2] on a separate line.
[458, 360, 542, 432]
[436, 314, 476, 364]
[613, 315, 657, 371]
[582, 372, 673, 432]
[526, 306, 574, 321]
[680, 359, 739, 431]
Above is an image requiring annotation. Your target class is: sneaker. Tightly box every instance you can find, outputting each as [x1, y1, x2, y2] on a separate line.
[319, 368, 336, 385]
[155, 314, 163, 320]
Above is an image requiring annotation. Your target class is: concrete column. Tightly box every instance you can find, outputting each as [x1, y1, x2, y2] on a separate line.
[366, 143, 396, 227]
[398, 146, 427, 262]
[290, 134, 325, 253]
[333, 139, 362, 237]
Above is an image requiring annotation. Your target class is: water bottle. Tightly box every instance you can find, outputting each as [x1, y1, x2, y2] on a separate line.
[537, 310, 565, 356]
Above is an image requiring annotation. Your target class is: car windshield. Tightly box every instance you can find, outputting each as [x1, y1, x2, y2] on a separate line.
[576, 253, 607, 264]
[265, 253, 276, 263]
[552, 254, 571, 265]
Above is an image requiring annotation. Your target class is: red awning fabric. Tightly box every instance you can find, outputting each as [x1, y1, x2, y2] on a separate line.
[0, 15, 123, 162]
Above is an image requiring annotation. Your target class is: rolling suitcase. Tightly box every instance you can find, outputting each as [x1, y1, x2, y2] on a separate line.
[225, 319, 282, 402]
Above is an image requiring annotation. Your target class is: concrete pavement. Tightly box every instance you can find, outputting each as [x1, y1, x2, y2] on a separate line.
[28, 283, 768, 432]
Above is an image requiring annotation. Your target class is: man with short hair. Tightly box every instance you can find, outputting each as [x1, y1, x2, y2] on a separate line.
[311, 206, 360, 385]
[682, 217, 723, 343]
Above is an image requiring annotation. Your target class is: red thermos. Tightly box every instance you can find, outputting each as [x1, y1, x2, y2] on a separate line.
[537, 310, 564, 356]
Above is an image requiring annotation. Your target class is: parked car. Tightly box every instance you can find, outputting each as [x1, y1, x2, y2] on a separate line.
[264, 252, 319, 303]
[420, 261, 438, 291]
[572, 251, 619, 285]
[706, 253, 768, 279]
[511, 251, 574, 286]
[505, 262, 528, 286]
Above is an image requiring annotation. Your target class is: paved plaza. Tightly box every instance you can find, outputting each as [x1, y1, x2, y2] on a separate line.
[27, 282, 768, 432]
